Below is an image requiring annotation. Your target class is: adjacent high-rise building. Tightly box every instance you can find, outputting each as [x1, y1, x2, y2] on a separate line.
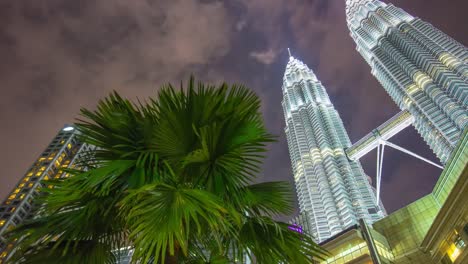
[346, 0, 468, 164]
[0, 126, 88, 262]
[282, 55, 383, 242]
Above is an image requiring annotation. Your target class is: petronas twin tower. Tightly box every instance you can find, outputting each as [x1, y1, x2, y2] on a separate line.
[346, 0, 467, 163]
[282, 57, 383, 242]
[284, 0, 467, 242]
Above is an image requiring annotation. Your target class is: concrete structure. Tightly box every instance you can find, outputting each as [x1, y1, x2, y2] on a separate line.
[282, 55, 383, 242]
[0, 126, 89, 263]
[346, 0, 468, 164]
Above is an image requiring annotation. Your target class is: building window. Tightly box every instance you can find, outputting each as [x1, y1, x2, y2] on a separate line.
[447, 232, 466, 262]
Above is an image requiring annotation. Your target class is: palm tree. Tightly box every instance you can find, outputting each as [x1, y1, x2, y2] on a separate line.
[8, 78, 327, 263]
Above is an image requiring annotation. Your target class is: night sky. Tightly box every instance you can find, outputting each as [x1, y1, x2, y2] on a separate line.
[0, 0, 467, 216]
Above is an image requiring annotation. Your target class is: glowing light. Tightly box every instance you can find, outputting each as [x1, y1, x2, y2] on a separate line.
[288, 224, 303, 234]
[63, 126, 74, 131]
[448, 244, 461, 261]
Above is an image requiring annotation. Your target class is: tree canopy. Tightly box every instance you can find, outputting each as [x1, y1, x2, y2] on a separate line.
[8, 78, 327, 263]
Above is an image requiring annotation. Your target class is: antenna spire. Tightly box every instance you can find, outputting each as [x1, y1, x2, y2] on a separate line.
[287, 48, 292, 57]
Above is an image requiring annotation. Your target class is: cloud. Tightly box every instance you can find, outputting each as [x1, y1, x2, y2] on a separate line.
[0, 0, 234, 199]
[249, 49, 278, 65]
[0, 0, 465, 216]
[236, 19, 247, 31]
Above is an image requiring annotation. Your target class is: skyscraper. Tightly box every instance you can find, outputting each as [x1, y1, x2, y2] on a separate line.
[282, 55, 383, 242]
[346, 0, 468, 164]
[0, 126, 88, 262]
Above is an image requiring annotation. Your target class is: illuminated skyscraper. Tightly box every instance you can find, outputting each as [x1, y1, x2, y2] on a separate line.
[346, 0, 468, 164]
[0, 126, 88, 262]
[282, 55, 383, 242]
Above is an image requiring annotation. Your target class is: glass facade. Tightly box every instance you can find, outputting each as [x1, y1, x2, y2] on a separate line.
[421, 129, 468, 263]
[373, 195, 439, 262]
[282, 56, 383, 242]
[0, 126, 88, 263]
[317, 225, 395, 264]
[369, 228, 394, 262]
[318, 227, 372, 264]
[346, 0, 468, 164]
[432, 129, 468, 206]
[321, 241, 370, 264]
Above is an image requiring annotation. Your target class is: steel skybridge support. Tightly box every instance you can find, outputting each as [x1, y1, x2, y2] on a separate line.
[346, 110, 444, 204]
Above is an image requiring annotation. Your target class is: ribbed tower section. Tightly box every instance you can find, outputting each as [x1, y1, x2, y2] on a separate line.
[282, 56, 383, 242]
[346, 0, 468, 164]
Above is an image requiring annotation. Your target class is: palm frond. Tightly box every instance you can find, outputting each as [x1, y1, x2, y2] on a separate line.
[10, 240, 118, 264]
[236, 217, 328, 263]
[237, 181, 295, 217]
[6, 77, 326, 264]
[120, 179, 236, 263]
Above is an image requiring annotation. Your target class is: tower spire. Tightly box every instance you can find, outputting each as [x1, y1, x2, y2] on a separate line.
[281, 57, 383, 242]
[287, 48, 292, 57]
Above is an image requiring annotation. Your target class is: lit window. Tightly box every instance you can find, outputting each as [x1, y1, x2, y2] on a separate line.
[28, 183, 34, 188]
[55, 171, 63, 178]
[38, 157, 46, 162]
[60, 140, 65, 144]
[19, 194, 25, 200]
[448, 243, 462, 261]
[67, 143, 72, 149]
[448, 233, 466, 262]
[7, 194, 15, 200]
[0, 219, 5, 226]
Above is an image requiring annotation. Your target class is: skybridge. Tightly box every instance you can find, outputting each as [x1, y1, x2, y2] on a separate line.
[346, 110, 444, 204]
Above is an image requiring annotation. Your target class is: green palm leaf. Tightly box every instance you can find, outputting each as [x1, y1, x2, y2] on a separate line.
[237, 181, 295, 217]
[236, 217, 327, 263]
[120, 179, 236, 263]
[6, 77, 326, 264]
